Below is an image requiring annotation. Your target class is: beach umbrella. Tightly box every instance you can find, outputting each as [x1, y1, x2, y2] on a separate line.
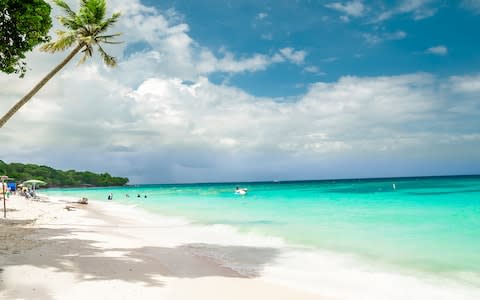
[22, 179, 47, 194]
[1, 175, 14, 218]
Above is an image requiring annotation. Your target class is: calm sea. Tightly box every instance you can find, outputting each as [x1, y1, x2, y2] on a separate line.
[44, 176, 480, 286]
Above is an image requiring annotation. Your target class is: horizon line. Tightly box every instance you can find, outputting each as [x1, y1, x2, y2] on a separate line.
[82, 173, 480, 188]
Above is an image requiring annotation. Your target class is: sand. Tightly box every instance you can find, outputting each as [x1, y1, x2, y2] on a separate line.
[0, 195, 325, 300]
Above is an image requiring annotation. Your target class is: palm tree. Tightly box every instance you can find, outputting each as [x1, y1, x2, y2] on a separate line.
[0, 0, 121, 128]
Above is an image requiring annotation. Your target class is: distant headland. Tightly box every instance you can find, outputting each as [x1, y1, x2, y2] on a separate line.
[0, 160, 128, 187]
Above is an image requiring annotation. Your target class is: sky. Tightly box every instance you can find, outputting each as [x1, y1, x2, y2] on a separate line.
[1, 0, 480, 183]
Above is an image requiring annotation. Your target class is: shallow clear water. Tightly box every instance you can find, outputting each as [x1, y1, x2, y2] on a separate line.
[44, 176, 480, 282]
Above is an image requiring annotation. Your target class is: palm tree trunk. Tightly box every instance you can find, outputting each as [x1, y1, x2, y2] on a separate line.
[0, 43, 84, 128]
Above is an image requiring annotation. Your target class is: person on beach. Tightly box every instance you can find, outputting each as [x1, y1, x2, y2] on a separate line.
[107, 193, 113, 200]
[24, 188, 32, 199]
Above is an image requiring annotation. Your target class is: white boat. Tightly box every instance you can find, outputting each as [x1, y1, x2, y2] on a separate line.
[235, 188, 248, 195]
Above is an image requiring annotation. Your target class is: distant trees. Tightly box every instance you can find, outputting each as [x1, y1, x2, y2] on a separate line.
[0, 160, 129, 187]
[0, 0, 52, 77]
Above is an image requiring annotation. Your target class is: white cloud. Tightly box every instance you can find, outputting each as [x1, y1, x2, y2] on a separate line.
[321, 57, 338, 63]
[2, 63, 479, 182]
[278, 48, 307, 64]
[363, 31, 407, 44]
[196, 51, 272, 73]
[195, 47, 308, 73]
[386, 31, 407, 40]
[303, 66, 326, 76]
[450, 74, 480, 93]
[0, 0, 479, 182]
[325, 1, 365, 17]
[261, 33, 273, 40]
[304, 66, 320, 73]
[398, 0, 437, 19]
[363, 33, 381, 45]
[373, 0, 437, 22]
[462, 0, 480, 13]
[256, 12, 268, 20]
[426, 45, 448, 56]
[92, 0, 307, 79]
[295, 83, 305, 88]
[373, 11, 393, 22]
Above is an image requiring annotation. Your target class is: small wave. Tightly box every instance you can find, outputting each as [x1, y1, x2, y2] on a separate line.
[181, 243, 281, 277]
[205, 219, 282, 226]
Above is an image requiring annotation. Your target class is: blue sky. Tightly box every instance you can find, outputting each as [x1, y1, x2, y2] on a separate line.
[141, 0, 480, 97]
[1, 0, 480, 183]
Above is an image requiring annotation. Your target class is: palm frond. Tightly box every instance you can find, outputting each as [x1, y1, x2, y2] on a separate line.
[78, 0, 106, 24]
[96, 33, 122, 39]
[77, 2, 93, 24]
[92, 0, 107, 23]
[78, 45, 93, 64]
[40, 32, 77, 53]
[53, 0, 77, 20]
[57, 15, 83, 31]
[99, 12, 121, 33]
[98, 40, 123, 45]
[97, 44, 117, 67]
[96, 33, 123, 44]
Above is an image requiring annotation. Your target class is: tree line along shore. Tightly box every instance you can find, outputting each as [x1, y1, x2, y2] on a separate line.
[0, 160, 128, 187]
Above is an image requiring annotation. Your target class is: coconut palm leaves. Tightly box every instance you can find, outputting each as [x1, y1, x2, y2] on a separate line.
[0, 0, 121, 128]
[42, 0, 121, 65]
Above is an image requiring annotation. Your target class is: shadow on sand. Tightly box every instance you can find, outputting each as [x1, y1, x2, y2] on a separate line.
[0, 223, 280, 299]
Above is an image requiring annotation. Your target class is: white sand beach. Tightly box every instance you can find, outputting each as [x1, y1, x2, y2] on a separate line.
[0, 195, 323, 300]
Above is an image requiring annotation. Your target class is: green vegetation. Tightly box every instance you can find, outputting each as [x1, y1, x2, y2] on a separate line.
[0, 0, 122, 127]
[0, 0, 52, 77]
[0, 160, 128, 187]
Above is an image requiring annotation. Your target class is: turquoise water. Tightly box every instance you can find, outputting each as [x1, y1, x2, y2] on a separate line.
[44, 176, 480, 282]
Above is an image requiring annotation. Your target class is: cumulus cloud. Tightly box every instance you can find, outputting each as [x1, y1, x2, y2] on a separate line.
[0, 0, 479, 183]
[450, 74, 480, 93]
[2, 65, 479, 182]
[82, 0, 307, 79]
[426, 45, 448, 55]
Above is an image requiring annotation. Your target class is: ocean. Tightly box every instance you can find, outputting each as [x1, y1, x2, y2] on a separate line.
[44, 175, 480, 298]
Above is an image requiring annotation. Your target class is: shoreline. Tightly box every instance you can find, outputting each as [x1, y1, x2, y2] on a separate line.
[0, 195, 323, 300]
[2, 194, 480, 300]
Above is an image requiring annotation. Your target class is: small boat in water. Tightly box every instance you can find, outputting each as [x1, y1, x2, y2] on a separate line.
[235, 186, 248, 195]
